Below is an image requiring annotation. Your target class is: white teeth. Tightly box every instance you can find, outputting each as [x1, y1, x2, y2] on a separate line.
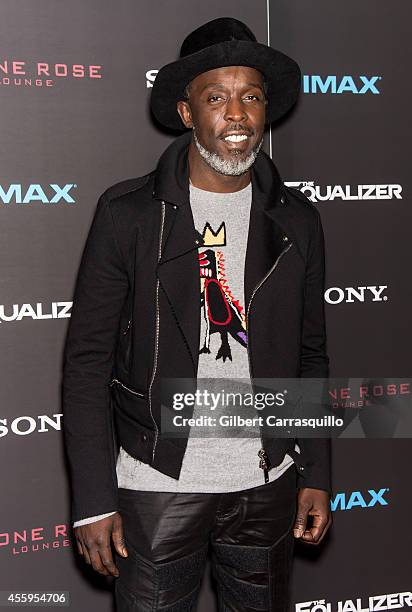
[224, 134, 248, 142]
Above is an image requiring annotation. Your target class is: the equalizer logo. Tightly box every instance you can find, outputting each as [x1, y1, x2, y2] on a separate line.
[285, 181, 402, 203]
[0, 302, 72, 322]
[296, 592, 412, 612]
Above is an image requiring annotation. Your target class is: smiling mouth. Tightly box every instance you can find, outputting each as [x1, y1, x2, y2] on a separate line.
[223, 134, 249, 143]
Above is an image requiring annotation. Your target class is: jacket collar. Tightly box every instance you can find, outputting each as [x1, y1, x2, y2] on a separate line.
[152, 130, 286, 212]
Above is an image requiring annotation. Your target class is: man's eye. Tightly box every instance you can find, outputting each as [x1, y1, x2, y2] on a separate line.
[208, 95, 224, 102]
[244, 95, 260, 101]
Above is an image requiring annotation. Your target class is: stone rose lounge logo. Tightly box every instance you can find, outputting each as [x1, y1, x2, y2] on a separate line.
[0, 59, 102, 87]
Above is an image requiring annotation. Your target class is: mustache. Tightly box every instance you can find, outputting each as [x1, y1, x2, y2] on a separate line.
[219, 124, 255, 138]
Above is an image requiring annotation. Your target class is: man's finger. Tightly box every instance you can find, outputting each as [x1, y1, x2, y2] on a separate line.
[81, 543, 92, 566]
[301, 513, 332, 545]
[75, 538, 84, 556]
[314, 514, 332, 544]
[112, 516, 128, 558]
[99, 544, 120, 577]
[301, 512, 327, 543]
[300, 529, 315, 544]
[88, 547, 111, 576]
[293, 504, 310, 538]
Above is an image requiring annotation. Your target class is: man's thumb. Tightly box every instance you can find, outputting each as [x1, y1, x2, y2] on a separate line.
[112, 517, 128, 557]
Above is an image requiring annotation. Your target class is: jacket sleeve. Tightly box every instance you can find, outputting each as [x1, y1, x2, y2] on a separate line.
[297, 207, 332, 494]
[62, 192, 130, 523]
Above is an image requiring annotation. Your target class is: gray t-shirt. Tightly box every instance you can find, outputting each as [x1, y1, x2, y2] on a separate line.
[73, 181, 298, 526]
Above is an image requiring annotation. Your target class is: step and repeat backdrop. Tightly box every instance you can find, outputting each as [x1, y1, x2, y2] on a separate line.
[1, 1, 410, 610]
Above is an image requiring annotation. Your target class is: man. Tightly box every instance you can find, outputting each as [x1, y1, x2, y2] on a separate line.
[63, 17, 332, 611]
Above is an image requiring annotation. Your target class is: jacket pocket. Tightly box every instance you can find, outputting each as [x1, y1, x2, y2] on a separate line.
[110, 377, 145, 398]
[115, 317, 133, 377]
[109, 378, 154, 431]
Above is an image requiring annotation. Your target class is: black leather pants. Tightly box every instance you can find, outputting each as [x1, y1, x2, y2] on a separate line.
[114, 465, 298, 611]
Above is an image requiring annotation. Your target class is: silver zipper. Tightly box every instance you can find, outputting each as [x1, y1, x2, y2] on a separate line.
[148, 200, 166, 463]
[110, 378, 145, 398]
[258, 448, 270, 483]
[123, 319, 131, 335]
[246, 239, 294, 482]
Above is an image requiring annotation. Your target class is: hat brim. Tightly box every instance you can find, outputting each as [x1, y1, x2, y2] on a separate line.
[150, 39, 301, 130]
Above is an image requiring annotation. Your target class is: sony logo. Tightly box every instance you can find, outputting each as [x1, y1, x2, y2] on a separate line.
[325, 286, 388, 304]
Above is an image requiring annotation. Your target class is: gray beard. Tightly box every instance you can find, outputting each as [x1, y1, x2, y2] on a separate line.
[193, 129, 263, 176]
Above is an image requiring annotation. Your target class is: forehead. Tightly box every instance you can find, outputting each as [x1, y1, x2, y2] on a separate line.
[189, 66, 264, 91]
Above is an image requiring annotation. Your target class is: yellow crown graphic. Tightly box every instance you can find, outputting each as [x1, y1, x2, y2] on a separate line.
[202, 222, 226, 247]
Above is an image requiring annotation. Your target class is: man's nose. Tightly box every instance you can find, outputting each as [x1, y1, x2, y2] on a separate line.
[223, 96, 248, 123]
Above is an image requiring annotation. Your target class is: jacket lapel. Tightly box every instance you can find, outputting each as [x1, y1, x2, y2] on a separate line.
[157, 204, 201, 372]
[154, 133, 201, 371]
[244, 150, 300, 310]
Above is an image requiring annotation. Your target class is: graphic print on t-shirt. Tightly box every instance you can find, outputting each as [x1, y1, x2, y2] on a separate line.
[197, 220, 248, 362]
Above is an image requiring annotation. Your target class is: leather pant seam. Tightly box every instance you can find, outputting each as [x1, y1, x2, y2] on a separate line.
[269, 508, 297, 552]
[268, 511, 296, 612]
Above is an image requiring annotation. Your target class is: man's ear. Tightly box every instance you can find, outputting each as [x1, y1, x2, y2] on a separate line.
[176, 100, 193, 129]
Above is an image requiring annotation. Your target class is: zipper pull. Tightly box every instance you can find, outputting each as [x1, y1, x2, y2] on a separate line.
[258, 448, 269, 483]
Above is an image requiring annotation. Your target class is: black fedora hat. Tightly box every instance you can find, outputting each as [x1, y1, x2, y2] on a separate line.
[151, 17, 301, 130]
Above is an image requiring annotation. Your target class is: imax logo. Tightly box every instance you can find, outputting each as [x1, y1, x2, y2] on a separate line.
[331, 488, 389, 511]
[0, 184, 77, 204]
[303, 75, 381, 94]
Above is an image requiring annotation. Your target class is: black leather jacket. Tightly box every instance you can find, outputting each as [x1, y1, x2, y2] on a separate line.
[62, 131, 331, 523]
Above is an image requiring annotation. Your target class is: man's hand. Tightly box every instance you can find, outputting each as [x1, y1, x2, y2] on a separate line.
[293, 487, 332, 545]
[74, 512, 128, 576]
